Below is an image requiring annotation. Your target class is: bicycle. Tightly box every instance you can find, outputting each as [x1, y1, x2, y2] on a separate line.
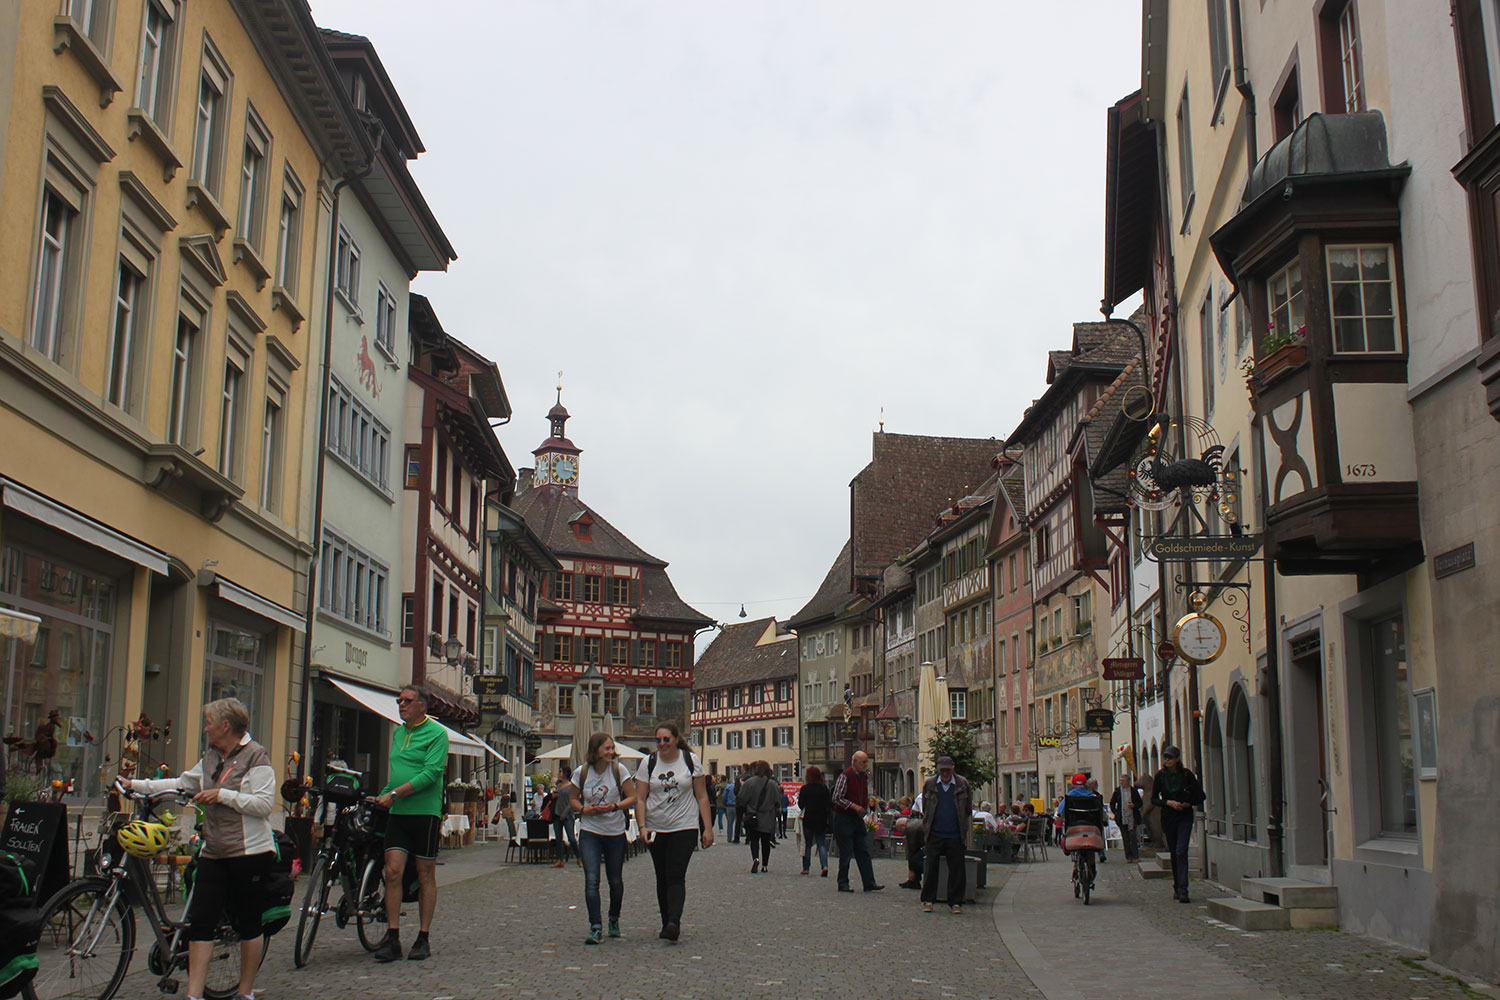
[291, 766, 389, 967]
[24, 788, 269, 1000]
[1070, 842, 1098, 904]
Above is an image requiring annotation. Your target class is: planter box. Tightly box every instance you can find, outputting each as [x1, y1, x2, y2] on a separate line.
[1257, 343, 1307, 385]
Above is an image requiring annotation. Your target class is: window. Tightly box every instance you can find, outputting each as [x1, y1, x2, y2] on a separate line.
[1207, 0, 1232, 101]
[777, 680, 792, 701]
[32, 189, 78, 362]
[707, 727, 722, 746]
[550, 634, 572, 662]
[581, 575, 602, 602]
[727, 730, 743, 750]
[663, 643, 682, 669]
[326, 376, 391, 492]
[107, 259, 144, 410]
[773, 726, 793, 747]
[375, 283, 397, 355]
[1267, 258, 1305, 343]
[1226, 688, 1257, 840]
[401, 595, 415, 645]
[1370, 614, 1414, 835]
[639, 640, 656, 667]
[204, 622, 266, 739]
[998, 639, 1007, 677]
[603, 688, 620, 715]
[434, 443, 446, 508]
[237, 108, 269, 249]
[551, 574, 572, 601]
[1008, 554, 1017, 592]
[403, 446, 420, 489]
[430, 580, 442, 634]
[748, 729, 766, 749]
[218, 350, 246, 479]
[191, 49, 230, 195]
[1034, 525, 1050, 564]
[557, 687, 574, 714]
[260, 383, 284, 511]
[731, 687, 742, 708]
[1272, 62, 1302, 142]
[579, 635, 601, 665]
[335, 224, 360, 304]
[135, 0, 177, 125]
[1327, 245, 1399, 353]
[1200, 290, 1215, 416]
[275, 169, 302, 294]
[1319, 1, 1365, 114]
[1176, 83, 1195, 216]
[607, 577, 632, 605]
[610, 637, 629, 666]
[168, 312, 198, 445]
[949, 690, 968, 721]
[318, 529, 390, 635]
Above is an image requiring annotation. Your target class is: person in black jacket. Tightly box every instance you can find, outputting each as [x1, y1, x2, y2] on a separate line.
[1152, 746, 1206, 903]
[1110, 773, 1145, 863]
[797, 766, 832, 876]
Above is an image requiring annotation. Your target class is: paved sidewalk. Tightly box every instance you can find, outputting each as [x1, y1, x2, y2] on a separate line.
[996, 852, 1486, 1000]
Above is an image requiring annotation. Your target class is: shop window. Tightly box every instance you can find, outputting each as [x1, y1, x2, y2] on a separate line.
[1226, 687, 1257, 841]
[204, 621, 266, 737]
[1370, 613, 1415, 836]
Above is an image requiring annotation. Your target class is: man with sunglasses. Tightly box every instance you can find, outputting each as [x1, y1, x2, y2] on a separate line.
[371, 684, 449, 962]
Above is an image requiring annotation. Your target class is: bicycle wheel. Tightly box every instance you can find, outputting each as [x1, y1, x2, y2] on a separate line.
[200, 925, 270, 1000]
[353, 858, 386, 952]
[25, 877, 135, 1000]
[293, 855, 330, 968]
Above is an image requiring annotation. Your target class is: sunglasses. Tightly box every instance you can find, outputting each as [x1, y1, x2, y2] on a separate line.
[397, 697, 418, 705]
[654, 736, 673, 744]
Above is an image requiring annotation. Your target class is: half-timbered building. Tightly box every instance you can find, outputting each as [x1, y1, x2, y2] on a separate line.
[690, 617, 799, 780]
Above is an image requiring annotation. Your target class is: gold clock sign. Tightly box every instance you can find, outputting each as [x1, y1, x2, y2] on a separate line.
[1172, 591, 1226, 664]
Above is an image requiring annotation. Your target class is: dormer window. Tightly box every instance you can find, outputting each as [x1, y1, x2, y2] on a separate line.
[350, 72, 367, 112]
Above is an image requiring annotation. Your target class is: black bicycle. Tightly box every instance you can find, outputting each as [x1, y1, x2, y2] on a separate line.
[25, 789, 268, 1000]
[291, 767, 388, 967]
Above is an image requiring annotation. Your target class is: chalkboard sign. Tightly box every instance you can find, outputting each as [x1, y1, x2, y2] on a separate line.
[1, 801, 69, 902]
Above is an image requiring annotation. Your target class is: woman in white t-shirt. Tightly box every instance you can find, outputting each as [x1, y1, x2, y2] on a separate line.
[568, 732, 638, 944]
[633, 722, 713, 941]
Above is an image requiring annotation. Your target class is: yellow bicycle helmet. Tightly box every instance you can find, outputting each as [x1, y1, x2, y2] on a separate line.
[116, 820, 171, 858]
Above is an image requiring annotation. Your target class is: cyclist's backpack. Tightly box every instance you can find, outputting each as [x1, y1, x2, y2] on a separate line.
[261, 830, 299, 937]
[0, 854, 40, 999]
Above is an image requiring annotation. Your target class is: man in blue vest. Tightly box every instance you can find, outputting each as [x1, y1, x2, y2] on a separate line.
[918, 755, 972, 914]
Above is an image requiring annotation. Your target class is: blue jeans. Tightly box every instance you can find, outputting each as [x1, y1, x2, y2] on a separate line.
[578, 830, 626, 928]
[802, 831, 828, 871]
[553, 816, 579, 859]
[1163, 814, 1194, 897]
[831, 813, 877, 890]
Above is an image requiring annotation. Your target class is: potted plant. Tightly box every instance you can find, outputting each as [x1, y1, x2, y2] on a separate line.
[994, 827, 1018, 863]
[1257, 323, 1308, 384]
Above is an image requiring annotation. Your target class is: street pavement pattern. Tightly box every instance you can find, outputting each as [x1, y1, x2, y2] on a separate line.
[102, 839, 1490, 1000]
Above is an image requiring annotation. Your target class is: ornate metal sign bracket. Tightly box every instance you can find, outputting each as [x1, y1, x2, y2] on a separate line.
[1172, 575, 1253, 652]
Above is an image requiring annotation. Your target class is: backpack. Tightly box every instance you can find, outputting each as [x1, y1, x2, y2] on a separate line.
[260, 830, 299, 937]
[0, 855, 38, 1000]
[646, 747, 695, 780]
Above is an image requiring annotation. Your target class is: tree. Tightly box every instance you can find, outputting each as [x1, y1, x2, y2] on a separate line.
[926, 722, 997, 788]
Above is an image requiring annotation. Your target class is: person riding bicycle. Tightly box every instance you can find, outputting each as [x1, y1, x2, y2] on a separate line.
[1059, 772, 1106, 887]
[122, 697, 275, 1000]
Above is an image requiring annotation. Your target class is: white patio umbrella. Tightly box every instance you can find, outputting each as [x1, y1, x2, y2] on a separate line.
[535, 741, 644, 761]
[915, 661, 953, 779]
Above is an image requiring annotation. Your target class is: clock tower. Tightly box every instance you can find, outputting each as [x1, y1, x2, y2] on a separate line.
[532, 389, 582, 490]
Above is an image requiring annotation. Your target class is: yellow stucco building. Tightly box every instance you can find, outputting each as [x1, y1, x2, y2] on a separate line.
[0, 0, 369, 793]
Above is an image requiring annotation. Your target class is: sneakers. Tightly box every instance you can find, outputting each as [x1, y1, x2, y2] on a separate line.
[922, 902, 934, 913]
[407, 935, 430, 961]
[585, 927, 602, 945]
[607, 918, 621, 938]
[371, 933, 402, 963]
[950, 904, 962, 914]
[660, 921, 680, 941]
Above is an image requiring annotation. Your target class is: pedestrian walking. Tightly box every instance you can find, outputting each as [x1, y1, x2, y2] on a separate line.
[730, 772, 746, 843]
[634, 723, 713, 941]
[798, 766, 831, 876]
[707, 774, 721, 831]
[122, 698, 275, 1000]
[830, 750, 883, 893]
[722, 776, 738, 841]
[1152, 746, 1206, 903]
[918, 756, 972, 914]
[371, 684, 448, 962]
[1110, 773, 1144, 863]
[551, 764, 580, 867]
[570, 733, 637, 944]
[738, 760, 780, 873]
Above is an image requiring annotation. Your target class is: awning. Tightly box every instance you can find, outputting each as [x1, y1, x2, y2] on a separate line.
[324, 675, 488, 759]
[0, 608, 42, 643]
[1, 478, 169, 575]
[464, 734, 508, 763]
[205, 573, 304, 633]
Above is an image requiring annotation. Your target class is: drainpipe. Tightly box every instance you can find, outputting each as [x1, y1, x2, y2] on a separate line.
[297, 129, 384, 757]
[1229, 0, 1259, 172]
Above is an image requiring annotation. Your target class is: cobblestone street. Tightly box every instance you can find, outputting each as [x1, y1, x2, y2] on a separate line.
[97, 841, 1494, 1000]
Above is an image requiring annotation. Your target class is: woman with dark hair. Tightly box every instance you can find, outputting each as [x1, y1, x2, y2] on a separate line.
[551, 763, 580, 867]
[569, 732, 637, 944]
[738, 760, 781, 873]
[798, 765, 832, 877]
[633, 722, 712, 941]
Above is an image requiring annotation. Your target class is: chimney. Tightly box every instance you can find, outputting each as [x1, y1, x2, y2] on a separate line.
[517, 467, 534, 492]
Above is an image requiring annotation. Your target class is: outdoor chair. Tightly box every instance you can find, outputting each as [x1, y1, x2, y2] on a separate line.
[1021, 816, 1049, 862]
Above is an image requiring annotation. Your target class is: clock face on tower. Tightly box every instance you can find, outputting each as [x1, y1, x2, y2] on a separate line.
[534, 454, 552, 484]
[555, 455, 579, 485]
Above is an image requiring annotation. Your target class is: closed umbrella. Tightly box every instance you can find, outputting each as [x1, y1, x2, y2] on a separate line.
[916, 661, 953, 779]
[572, 685, 596, 772]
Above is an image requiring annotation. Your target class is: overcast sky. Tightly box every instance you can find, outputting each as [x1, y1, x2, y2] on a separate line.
[309, 1, 1143, 637]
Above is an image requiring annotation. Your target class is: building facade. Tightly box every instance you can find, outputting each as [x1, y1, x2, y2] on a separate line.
[690, 617, 799, 780]
[991, 461, 1036, 805]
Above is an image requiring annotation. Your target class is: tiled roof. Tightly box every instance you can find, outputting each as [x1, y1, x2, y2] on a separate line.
[691, 618, 798, 690]
[637, 565, 713, 627]
[1008, 321, 1138, 447]
[1078, 358, 1145, 515]
[318, 27, 368, 43]
[850, 433, 1000, 583]
[789, 540, 852, 628]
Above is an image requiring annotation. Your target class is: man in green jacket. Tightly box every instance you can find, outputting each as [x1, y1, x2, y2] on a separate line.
[371, 684, 449, 962]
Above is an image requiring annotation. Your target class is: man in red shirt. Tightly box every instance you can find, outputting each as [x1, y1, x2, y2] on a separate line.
[830, 750, 884, 893]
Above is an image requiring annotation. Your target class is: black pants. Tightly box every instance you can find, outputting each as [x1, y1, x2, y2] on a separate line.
[729, 808, 743, 842]
[831, 813, 877, 890]
[905, 825, 926, 881]
[647, 829, 697, 926]
[1163, 814, 1193, 896]
[920, 835, 966, 904]
[185, 852, 273, 941]
[1121, 824, 1140, 862]
[746, 828, 773, 866]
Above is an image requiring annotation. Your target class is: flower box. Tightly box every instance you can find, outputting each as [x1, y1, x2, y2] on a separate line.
[1257, 343, 1307, 386]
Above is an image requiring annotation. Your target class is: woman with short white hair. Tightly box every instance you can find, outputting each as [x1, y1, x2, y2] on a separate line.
[124, 698, 276, 1000]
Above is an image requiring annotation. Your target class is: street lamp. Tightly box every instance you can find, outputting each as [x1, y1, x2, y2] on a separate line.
[443, 635, 464, 667]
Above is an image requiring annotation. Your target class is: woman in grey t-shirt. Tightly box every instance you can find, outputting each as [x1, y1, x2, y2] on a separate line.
[569, 733, 637, 944]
